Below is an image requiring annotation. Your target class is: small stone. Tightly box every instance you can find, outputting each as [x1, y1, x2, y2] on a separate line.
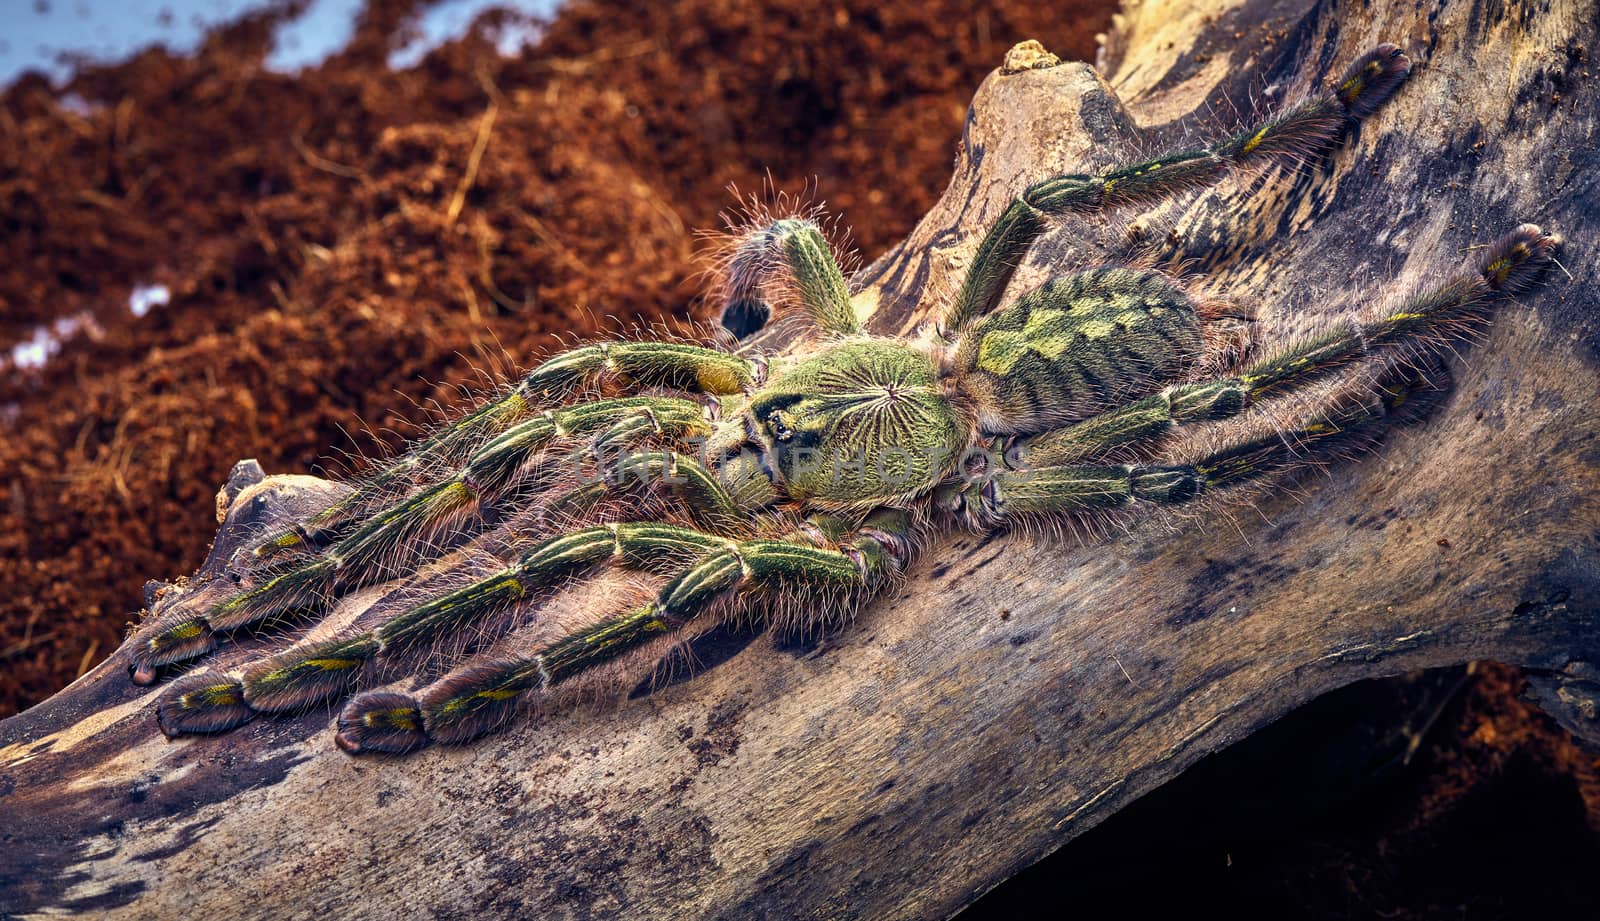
[1002, 40, 1062, 75]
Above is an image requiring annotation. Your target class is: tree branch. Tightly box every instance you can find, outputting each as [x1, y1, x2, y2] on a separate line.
[3, 0, 1597, 917]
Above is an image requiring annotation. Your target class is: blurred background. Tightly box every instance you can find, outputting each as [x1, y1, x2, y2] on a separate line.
[2, 1, 1596, 916]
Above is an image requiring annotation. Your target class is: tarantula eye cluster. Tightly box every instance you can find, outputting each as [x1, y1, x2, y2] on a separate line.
[767, 410, 796, 441]
[131, 43, 1559, 754]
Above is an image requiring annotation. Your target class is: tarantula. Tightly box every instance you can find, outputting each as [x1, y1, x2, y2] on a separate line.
[132, 43, 1559, 755]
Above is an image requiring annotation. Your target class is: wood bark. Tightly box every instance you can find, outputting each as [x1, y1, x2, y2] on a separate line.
[3, 0, 1597, 917]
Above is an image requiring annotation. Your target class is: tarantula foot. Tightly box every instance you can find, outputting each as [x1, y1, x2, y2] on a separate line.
[1335, 43, 1412, 118]
[130, 616, 217, 685]
[157, 675, 255, 737]
[336, 692, 429, 754]
[1481, 224, 1561, 293]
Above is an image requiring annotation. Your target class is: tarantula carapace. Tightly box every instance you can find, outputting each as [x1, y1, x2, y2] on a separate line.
[133, 43, 1559, 754]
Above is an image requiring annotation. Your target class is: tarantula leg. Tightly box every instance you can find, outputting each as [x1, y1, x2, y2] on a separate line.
[250, 392, 530, 563]
[156, 634, 381, 736]
[719, 218, 857, 338]
[972, 367, 1437, 523]
[1018, 225, 1560, 467]
[155, 523, 731, 736]
[129, 614, 220, 684]
[381, 523, 728, 647]
[515, 342, 759, 397]
[248, 342, 757, 561]
[1241, 225, 1558, 397]
[129, 554, 340, 685]
[552, 448, 749, 534]
[941, 44, 1413, 338]
[590, 401, 712, 451]
[130, 397, 714, 684]
[1017, 381, 1244, 467]
[335, 510, 913, 753]
[321, 396, 711, 574]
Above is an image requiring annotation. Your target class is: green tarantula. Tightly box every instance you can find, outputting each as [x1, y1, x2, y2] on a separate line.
[132, 43, 1559, 755]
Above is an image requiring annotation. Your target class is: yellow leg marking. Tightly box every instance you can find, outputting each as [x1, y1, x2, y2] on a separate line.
[1240, 125, 1271, 155]
[439, 687, 521, 715]
[183, 685, 240, 708]
[302, 657, 363, 671]
[365, 708, 419, 730]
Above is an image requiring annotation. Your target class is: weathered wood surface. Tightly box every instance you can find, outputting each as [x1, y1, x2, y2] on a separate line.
[3, 0, 1597, 917]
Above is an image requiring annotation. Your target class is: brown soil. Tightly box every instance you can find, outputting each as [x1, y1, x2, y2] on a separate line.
[2, 1, 1595, 916]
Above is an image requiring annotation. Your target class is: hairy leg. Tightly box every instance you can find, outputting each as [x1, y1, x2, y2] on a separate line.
[249, 341, 759, 562]
[940, 44, 1412, 339]
[550, 447, 760, 534]
[155, 521, 737, 736]
[964, 366, 1437, 524]
[333, 509, 915, 753]
[1017, 225, 1559, 467]
[130, 396, 716, 683]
